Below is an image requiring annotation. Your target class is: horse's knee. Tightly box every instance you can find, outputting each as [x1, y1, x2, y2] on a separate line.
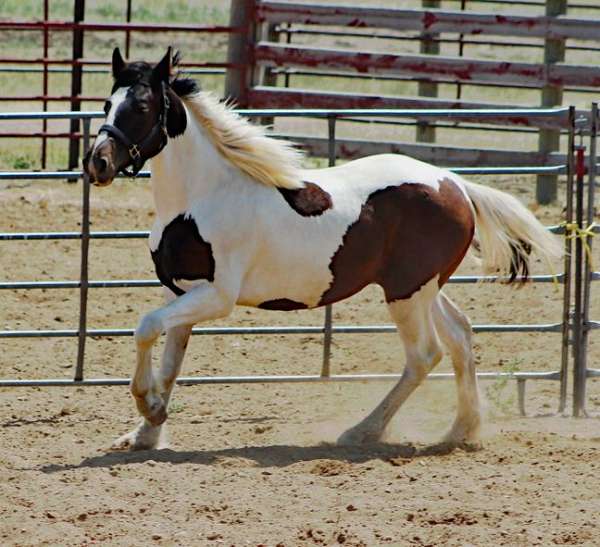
[135, 312, 163, 347]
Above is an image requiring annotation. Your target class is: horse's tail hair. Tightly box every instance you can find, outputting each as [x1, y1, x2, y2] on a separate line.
[462, 180, 563, 282]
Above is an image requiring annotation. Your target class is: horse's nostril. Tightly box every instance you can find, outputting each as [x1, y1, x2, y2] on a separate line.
[94, 155, 109, 174]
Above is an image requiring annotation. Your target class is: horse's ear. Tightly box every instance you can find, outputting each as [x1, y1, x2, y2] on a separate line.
[112, 47, 126, 78]
[152, 47, 172, 84]
[172, 49, 182, 69]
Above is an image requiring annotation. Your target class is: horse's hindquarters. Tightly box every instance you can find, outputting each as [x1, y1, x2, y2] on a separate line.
[372, 178, 474, 303]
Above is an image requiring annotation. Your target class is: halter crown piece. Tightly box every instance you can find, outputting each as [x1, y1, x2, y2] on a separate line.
[98, 81, 170, 177]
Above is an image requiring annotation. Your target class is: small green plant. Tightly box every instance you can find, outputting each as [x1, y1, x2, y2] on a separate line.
[168, 401, 186, 414]
[485, 358, 522, 415]
[12, 155, 32, 170]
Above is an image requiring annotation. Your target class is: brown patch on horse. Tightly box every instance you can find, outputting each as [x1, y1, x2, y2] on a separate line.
[278, 182, 332, 217]
[151, 214, 215, 296]
[318, 178, 474, 305]
[258, 298, 309, 311]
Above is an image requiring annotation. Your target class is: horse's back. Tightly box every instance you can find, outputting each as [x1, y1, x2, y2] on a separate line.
[301, 153, 452, 196]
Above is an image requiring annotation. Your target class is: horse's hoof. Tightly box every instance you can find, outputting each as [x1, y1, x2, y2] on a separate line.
[337, 427, 380, 446]
[110, 421, 162, 451]
[111, 431, 154, 451]
[443, 420, 481, 449]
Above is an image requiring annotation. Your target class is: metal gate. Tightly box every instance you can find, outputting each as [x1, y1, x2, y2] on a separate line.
[0, 105, 593, 416]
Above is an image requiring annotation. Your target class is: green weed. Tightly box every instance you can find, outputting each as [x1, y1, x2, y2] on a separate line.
[11, 155, 32, 169]
[485, 358, 523, 416]
[168, 401, 186, 414]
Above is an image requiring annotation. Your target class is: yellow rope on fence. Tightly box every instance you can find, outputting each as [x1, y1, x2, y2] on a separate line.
[562, 221, 597, 271]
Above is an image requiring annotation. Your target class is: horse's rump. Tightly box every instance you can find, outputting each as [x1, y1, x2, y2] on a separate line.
[319, 177, 475, 305]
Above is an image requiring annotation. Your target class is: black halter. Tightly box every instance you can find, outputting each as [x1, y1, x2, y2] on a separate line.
[99, 81, 170, 177]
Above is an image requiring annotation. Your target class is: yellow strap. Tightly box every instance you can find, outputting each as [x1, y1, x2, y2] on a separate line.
[562, 221, 596, 272]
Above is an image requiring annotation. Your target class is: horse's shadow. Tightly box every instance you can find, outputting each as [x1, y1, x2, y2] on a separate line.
[39, 440, 478, 475]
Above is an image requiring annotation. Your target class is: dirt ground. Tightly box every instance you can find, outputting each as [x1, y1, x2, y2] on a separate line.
[1, 177, 600, 546]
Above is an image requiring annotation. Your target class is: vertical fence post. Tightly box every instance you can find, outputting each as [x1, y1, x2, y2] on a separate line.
[537, 0, 567, 204]
[579, 103, 598, 413]
[68, 0, 85, 172]
[74, 117, 91, 382]
[262, 22, 279, 88]
[417, 0, 440, 143]
[559, 106, 576, 414]
[455, 0, 467, 102]
[321, 115, 337, 378]
[284, 23, 292, 89]
[224, 0, 255, 107]
[572, 143, 587, 417]
[517, 378, 526, 417]
[41, 0, 49, 169]
[259, 22, 279, 126]
[125, 0, 132, 58]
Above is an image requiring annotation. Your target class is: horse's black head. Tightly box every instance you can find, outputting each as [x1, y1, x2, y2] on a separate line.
[83, 47, 194, 186]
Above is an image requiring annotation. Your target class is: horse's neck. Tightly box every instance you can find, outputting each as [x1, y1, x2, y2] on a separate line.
[149, 109, 233, 223]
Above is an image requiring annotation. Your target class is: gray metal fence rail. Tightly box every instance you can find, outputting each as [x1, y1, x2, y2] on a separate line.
[0, 106, 582, 416]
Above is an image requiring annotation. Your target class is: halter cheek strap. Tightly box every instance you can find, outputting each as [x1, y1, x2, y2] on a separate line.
[99, 81, 170, 177]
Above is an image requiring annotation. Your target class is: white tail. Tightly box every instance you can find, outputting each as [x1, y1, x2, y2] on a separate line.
[462, 180, 563, 281]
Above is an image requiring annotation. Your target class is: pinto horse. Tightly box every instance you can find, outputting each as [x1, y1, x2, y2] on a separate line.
[84, 48, 561, 451]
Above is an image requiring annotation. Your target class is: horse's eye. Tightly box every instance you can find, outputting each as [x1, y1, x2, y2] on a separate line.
[135, 101, 150, 113]
[103, 101, 111, 115]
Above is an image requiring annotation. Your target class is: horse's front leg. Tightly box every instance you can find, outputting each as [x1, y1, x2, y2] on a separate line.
[112, 323, 191, 450]
[113, 283, 235, 450]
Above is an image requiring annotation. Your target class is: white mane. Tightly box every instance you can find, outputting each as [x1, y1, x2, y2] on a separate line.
[182, 92, 304, 190]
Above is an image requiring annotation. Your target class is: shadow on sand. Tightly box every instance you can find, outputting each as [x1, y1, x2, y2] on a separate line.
[39, 440, 479, 474]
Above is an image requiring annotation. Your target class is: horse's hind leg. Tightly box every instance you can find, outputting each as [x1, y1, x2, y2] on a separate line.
[433, 292, 481, 445]
[338, 278, 443, 445]
[112, 324, 191, 451]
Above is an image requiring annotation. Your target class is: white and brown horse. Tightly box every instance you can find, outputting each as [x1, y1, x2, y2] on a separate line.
[84, 49, 561, 451]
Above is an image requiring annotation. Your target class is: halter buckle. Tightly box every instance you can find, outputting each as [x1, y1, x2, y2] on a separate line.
[129, 144, 141, 160]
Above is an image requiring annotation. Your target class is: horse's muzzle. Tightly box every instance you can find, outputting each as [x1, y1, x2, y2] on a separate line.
[83, 142, 116, 187]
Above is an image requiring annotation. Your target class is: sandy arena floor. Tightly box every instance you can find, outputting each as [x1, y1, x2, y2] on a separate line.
[1, 178, 600, 546]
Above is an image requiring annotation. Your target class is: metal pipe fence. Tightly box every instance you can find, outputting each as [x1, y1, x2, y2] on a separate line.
[0, 106, 585, 416]
[575, 102, 599, 416]
[4, 0, 599, 169]
[0, 0, 238, 168]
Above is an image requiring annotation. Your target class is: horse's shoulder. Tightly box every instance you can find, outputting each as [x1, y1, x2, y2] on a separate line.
[150, 214, 216, 296]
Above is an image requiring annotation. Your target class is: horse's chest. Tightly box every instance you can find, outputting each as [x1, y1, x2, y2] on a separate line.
[151, 215, 215, 296]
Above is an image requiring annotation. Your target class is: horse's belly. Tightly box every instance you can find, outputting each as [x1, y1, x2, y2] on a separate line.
[237, 255, 337, 310]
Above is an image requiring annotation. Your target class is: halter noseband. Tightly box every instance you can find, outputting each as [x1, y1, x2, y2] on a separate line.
[98, 81, 170, 177]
